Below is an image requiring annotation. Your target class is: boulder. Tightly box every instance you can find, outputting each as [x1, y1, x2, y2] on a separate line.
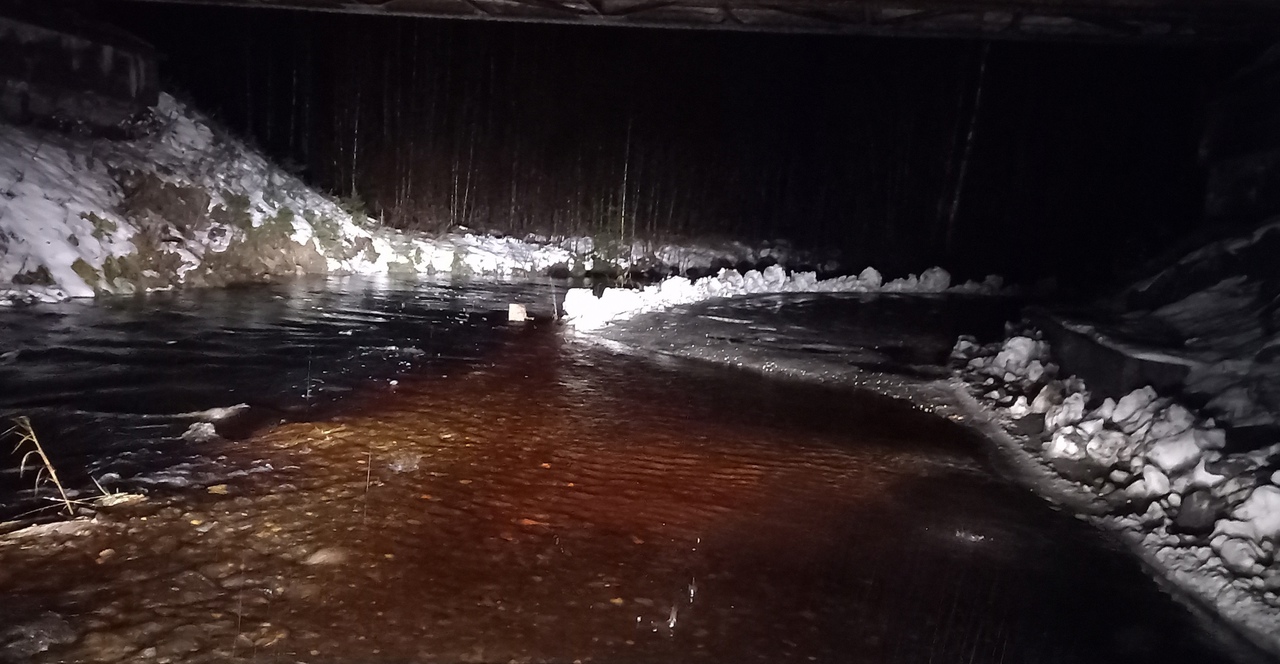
[1174, 489, 1220, 535]
[1085, 430, 1133, 468]
[1007, 396, 1030, 417]
[1143, 465, 1171, 497]
[1046, 426, 1089, 462]
[1088, 397, 1117, 422]
[1113, 386, 1158, 433]
[1045, 392, 1087, 431]
[1146, 430, 1203, 475]
[1148, 404, 1195, 440]
[1232, 485, 1280, 541]
[1031, 383, 1064, 414]
[987, 336, 1048, 378]
[1215, 537, 1264, 576]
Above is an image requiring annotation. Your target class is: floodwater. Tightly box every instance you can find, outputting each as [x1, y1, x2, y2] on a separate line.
[0, 278, 1265, 663]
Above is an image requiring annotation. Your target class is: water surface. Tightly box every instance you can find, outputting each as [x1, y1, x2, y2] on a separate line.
[0, 279, 1262, 663]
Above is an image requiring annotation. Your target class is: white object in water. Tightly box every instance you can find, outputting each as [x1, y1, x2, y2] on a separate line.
[508, 304, 530, 322]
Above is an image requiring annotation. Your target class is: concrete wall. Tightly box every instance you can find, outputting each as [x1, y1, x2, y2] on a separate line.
[0, 14, 158, 131]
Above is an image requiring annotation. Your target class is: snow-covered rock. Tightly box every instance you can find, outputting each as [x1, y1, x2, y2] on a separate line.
[1088, 397, 1117, 422]
[1143, 465, 1171, 497]
[1030, 383, 1064, 414]
[1111, 386, 1162, 434]
[1045, 425, 1089, 462]
[1145, 430, 1204, 475]
[986, 336, 1049, 378]
[953, 322, 1280, 652]
[1215, 536, 1264, 576]
[1215, 486, 1280, 544]
[1148, 404, 1196, 441]
[1085, 430, 1132, 468]
[1044, 392, 1087, 431]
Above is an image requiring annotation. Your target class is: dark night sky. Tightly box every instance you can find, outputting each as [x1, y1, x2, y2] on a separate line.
[68, 2, 1258, 287]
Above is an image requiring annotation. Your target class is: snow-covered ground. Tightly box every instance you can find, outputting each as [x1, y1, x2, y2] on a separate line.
[954, 331, 1280, 657]
[0, 94, 809, 306]
[562, 264, 1003, 330]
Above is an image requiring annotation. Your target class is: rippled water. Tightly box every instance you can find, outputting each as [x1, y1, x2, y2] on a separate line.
[0, 278, 1266, 663]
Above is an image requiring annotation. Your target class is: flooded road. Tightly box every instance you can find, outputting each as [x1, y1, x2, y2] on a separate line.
[0, 279, 1265, 663]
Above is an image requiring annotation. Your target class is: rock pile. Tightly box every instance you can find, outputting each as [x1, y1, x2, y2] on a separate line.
[953, 329, 1280, 636]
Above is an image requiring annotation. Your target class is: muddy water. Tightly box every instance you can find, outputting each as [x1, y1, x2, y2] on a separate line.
[0, 281, 1261, 663]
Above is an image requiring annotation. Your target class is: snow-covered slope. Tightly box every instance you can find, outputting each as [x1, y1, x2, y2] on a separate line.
[0, 94, 804, 305]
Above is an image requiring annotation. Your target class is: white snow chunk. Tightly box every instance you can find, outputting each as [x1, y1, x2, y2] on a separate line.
[562, 264, 996, 330]
[1044, 392, 1087, 432]
[857, 266, 882, 289]
[1007, 396, 1030, 417]
[1088, 397, 1117, 422]
[1030, 382, 1064, 414]
[1217, 486, 1280, 543]
[1215, 537, 1264, 576]
[987, 336, 1049, 378]
[1112, 386, 1158, 431]
[1145, 429, 1203, 475]
[1125, 479, 1150, 500]
[180, 422, 219, 443]
[1148, 404, 1196, 441]
[917, 266, 951, 292]
[1085, 430, 1132, 468]
[1143, 465, 1171, 497]
[1045, 426, 1088, 462]
[1077, 418, 1104, 437]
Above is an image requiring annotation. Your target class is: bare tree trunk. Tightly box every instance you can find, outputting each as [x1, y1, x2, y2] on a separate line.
[945, 41, 991, 256]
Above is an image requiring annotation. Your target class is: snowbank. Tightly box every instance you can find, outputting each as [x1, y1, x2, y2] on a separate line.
[955, 331, 1280, 655]
[563, 264, 1002, 330]
[0, 94, 806, 305]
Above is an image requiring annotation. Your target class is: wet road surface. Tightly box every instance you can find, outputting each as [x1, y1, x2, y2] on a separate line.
[0, 279, 1266, 663]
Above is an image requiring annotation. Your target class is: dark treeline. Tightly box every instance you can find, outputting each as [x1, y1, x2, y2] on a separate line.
[86, 3, 1248, 284]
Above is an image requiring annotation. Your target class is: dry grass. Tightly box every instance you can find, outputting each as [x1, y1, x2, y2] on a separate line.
[5, 416, 75, 516]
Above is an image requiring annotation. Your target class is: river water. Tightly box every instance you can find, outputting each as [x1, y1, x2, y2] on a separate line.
[0, 277, 1266, 663]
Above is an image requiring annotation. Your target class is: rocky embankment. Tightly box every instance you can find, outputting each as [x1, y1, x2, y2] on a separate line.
[954, 330, 1280, 656]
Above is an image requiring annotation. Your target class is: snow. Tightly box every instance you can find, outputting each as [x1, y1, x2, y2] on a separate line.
[1110, 386, 1158, 431]
[986, 336, 1049, 377]
[0, 94, 820, 304]
[1045, 426, 1088, 462]
[1044, 392, 1086, 430]
[1085, 429, 1130, 467]
[562, 264, 1003, 330]
[1217, 486, 1280, 542]
[1142, 464, 1171, 497]
[1146, 430, 1203, 475]
[955, 328, 1280, 655]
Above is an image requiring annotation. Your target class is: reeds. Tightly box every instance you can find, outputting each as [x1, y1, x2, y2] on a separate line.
[5, 416, 74, 516]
